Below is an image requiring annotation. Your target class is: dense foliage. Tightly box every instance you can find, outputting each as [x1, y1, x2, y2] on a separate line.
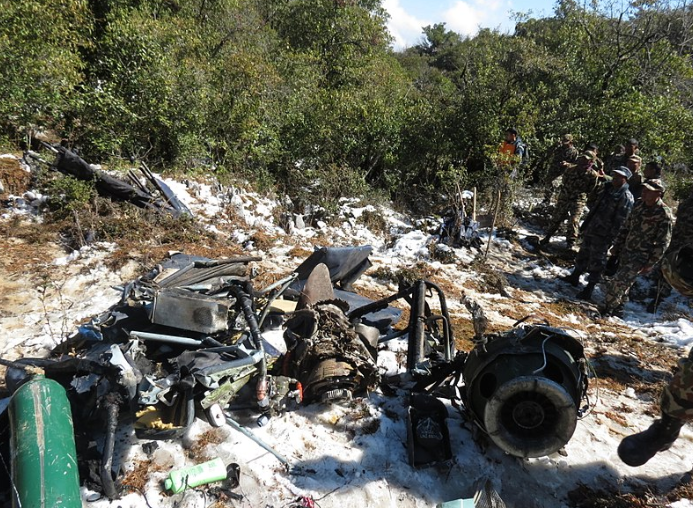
[2, 0, 693, 209]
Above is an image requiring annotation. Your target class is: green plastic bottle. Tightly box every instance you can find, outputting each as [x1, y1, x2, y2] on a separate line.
[164, 457, 228, 493]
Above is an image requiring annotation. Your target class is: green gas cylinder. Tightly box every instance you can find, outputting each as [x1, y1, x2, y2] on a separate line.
[9, 375, 81, 508]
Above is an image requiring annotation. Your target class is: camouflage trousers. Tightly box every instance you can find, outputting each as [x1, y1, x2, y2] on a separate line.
[661, 348, 693, 421]
[574, 234, 611, 283]
[602, 257, 648, 310]
[543, 167, 564, 203]
[648, 267, 673, 303]
[545, 194, 587, 245]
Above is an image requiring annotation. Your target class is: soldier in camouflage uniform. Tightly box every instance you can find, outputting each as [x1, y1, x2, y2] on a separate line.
[542, 134, 579, 204]
[600, 179, 673, 317]
[625, 154, 644, 200]
[618, 244, 693, 467]
[607, 138, 639, 175]
[665, 190, 693, 260]
[540, 151, 599, 249]
[559, 167, 634, 300]
[648, 189, 693, 311]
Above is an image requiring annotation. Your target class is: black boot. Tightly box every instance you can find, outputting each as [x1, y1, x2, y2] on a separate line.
[600, 303, 624, 318]
[559, 270, 581, 287]
[576, 281, 596, 301]
[618, 414, 685, 467]
[646, 298, 660, 314]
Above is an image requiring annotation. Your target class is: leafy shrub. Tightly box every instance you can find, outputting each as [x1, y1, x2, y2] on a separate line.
[43, 176, 96, 219]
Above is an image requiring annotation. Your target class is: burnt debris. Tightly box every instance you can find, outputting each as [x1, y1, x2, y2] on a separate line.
[1, 246, 592, 503]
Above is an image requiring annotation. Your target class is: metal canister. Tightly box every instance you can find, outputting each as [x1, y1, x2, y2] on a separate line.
[9, 375, 81, 508]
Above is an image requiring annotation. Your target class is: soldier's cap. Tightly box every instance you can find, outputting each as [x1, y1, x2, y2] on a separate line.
[578, 150, 597, 161]
[642, 178, 665, 192]
[562, 134, 573, 143]
[612, 166, 632, 179]
[628, 154, 642, 163]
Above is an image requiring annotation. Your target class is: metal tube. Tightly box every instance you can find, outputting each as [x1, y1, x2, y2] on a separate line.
[231, 285, 266, 379]
[257, 273, 298, 328]
[407, 281, 427, 370]
[224, 415, 289, 467]
[129, 331, 203, 346]
[424, 281, 455, 361]
[347, 285, 413, 321]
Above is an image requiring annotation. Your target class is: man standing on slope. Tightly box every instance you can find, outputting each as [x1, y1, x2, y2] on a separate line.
[618, 244, 693, 466]
[600, 179, 673, 317]
[648, 188, 693, 312]
[540, 151, 599, 250]
[559, 167, 634, 301]
[494, 127, 528, 226]
[542, 133, 579, 205]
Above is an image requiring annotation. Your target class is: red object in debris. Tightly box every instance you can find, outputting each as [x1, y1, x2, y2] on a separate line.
[256, 377, 269, 408]
[294, 496, 315, 508]
[295, 382, 303, 403]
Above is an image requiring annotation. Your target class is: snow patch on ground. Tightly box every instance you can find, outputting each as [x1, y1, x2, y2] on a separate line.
[2, 164, 693, 507]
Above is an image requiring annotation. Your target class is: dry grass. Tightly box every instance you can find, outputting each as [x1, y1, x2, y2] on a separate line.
[0, 157, 31, 196]
[287, 245, 314, 259]
[121, 459, 163, 493]
[568, 479, 693, 508]
[249, 230, 278, 252]
[449, 313, 478, 352]
[0, 231, 62, 275]
[185, 428, 227, 461]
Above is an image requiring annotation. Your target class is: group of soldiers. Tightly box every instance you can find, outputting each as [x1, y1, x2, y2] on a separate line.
[535, 134, 693, 318]
[523, 133, 693, 469]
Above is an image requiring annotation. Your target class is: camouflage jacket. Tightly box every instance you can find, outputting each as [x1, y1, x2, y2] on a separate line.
[582, 182, 634, 240]
[628, 171, 644, 201]
[669, 191, 693, 253]
[558, 162, 599, 199]
[606, 154, 626, 174]
[606, 152, 636, 175]
[612, 198, 673, 265]
[551, 145, 579, 172]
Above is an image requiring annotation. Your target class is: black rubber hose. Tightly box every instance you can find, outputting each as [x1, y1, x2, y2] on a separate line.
[100, 393, 121, 500]
[231, 285, 266, 380]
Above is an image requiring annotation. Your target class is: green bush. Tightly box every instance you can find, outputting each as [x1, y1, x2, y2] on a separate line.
[42, 176, 96, 219]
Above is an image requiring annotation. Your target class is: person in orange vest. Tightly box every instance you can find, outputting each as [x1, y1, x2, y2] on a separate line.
[498, 127, 526, 166]
[494, 128, 527, 225]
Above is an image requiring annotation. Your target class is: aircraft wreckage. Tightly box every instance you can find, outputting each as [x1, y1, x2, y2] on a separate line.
[0, 246, 590, 506]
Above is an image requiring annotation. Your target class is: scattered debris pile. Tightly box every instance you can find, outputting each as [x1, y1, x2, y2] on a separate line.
[24, 144, 192, 218]
[1, 244, 593, 506]
[438, 189, 483, 250]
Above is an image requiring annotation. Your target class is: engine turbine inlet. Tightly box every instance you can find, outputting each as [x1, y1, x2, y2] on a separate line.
[462, 325, 589, 458]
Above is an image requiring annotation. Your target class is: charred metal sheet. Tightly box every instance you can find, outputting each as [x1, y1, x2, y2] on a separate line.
[292, 245, 372, 292]
[149, 288, 230, 334]
[154, 256, 257, 288]
[297, 263, 334, 310]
